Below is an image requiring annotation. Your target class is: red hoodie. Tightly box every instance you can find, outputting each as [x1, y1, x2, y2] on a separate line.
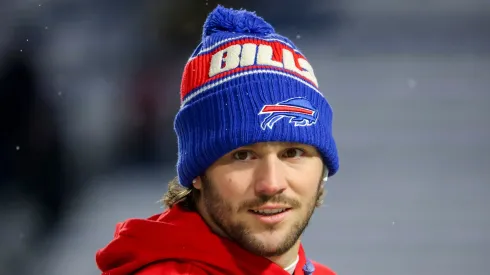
[96, 205, 336, 275]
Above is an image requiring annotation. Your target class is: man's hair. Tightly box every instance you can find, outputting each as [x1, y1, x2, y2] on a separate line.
[161, 176, 200, 211]
[161, 169, 327, 210]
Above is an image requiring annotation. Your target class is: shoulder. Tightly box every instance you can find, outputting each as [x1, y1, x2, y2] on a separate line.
[134, 261, 208, 275]
[311, 260, 337, 275]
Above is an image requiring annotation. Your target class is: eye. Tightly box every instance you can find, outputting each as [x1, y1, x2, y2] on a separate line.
[232, 150, 254, 161]
[282, 148, 305, 158]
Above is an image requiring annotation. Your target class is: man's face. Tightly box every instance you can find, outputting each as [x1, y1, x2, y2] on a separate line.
[194, 142, 324, 257]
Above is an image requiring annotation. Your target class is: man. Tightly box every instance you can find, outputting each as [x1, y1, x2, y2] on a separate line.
[96, 5, 339, 275]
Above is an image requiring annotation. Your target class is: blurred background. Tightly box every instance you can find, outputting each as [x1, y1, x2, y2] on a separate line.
[0, 0, 489, 274]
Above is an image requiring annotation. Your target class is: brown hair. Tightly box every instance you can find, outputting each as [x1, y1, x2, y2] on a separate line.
[161, 170, 327, 210]
[161, 176, 200, 210]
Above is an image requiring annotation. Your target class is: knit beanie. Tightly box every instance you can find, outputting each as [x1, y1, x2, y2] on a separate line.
[174, 5, 339, 188]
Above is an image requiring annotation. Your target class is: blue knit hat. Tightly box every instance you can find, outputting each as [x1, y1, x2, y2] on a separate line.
[174, 5, 339, 188]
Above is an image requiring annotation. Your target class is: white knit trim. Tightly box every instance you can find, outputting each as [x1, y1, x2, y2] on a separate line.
[192, 35, 301, 58]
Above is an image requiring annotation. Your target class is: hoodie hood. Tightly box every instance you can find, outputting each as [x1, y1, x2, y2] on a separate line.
[96, 205, 314, 275]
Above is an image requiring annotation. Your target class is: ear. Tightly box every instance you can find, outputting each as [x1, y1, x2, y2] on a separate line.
[192, 177, 202, 190]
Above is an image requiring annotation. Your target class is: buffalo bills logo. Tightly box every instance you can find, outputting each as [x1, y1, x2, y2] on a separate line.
[258, 97, 319, 130]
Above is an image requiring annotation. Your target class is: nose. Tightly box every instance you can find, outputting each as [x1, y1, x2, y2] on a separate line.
[253, 156, 287, 196]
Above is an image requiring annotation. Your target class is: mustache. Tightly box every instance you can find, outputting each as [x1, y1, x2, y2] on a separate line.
[239, 194, 301, 211]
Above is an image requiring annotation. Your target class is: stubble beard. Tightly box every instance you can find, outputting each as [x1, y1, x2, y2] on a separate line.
[200, 176, 320, 257]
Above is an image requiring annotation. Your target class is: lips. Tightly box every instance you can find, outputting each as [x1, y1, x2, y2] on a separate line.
[248, 207, 292, 224]
[249, 208, 288, 215]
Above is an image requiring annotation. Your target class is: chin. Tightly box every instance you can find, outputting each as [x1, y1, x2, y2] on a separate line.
[229, 218, 302, 256]
[249, 239, 293, 257]
[249, 230, 294, 253]
[254, 230, 285, 242]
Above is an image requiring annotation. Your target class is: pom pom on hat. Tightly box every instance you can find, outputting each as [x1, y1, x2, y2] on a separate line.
[202, 5, 275, 38]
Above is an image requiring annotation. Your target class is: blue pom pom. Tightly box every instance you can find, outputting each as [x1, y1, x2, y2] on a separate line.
[203, 5, 275, 38]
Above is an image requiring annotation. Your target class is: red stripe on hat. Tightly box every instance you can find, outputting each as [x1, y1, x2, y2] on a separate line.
[180, 38, 314, 102]
[260, 105, 314, 115]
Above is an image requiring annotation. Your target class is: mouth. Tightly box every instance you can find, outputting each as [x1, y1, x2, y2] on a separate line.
[247, 208, 292, 224]
[248, 208, 290, 216]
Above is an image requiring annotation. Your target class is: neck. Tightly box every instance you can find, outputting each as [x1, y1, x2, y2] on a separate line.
[266, 241, 301, 268]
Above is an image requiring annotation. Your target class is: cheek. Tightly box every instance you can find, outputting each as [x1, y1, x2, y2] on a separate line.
[288, 159, 323, 193]
[223, 174, 249, 194]
[212, 177, 248, 208]
[290, 173, 321, 197]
